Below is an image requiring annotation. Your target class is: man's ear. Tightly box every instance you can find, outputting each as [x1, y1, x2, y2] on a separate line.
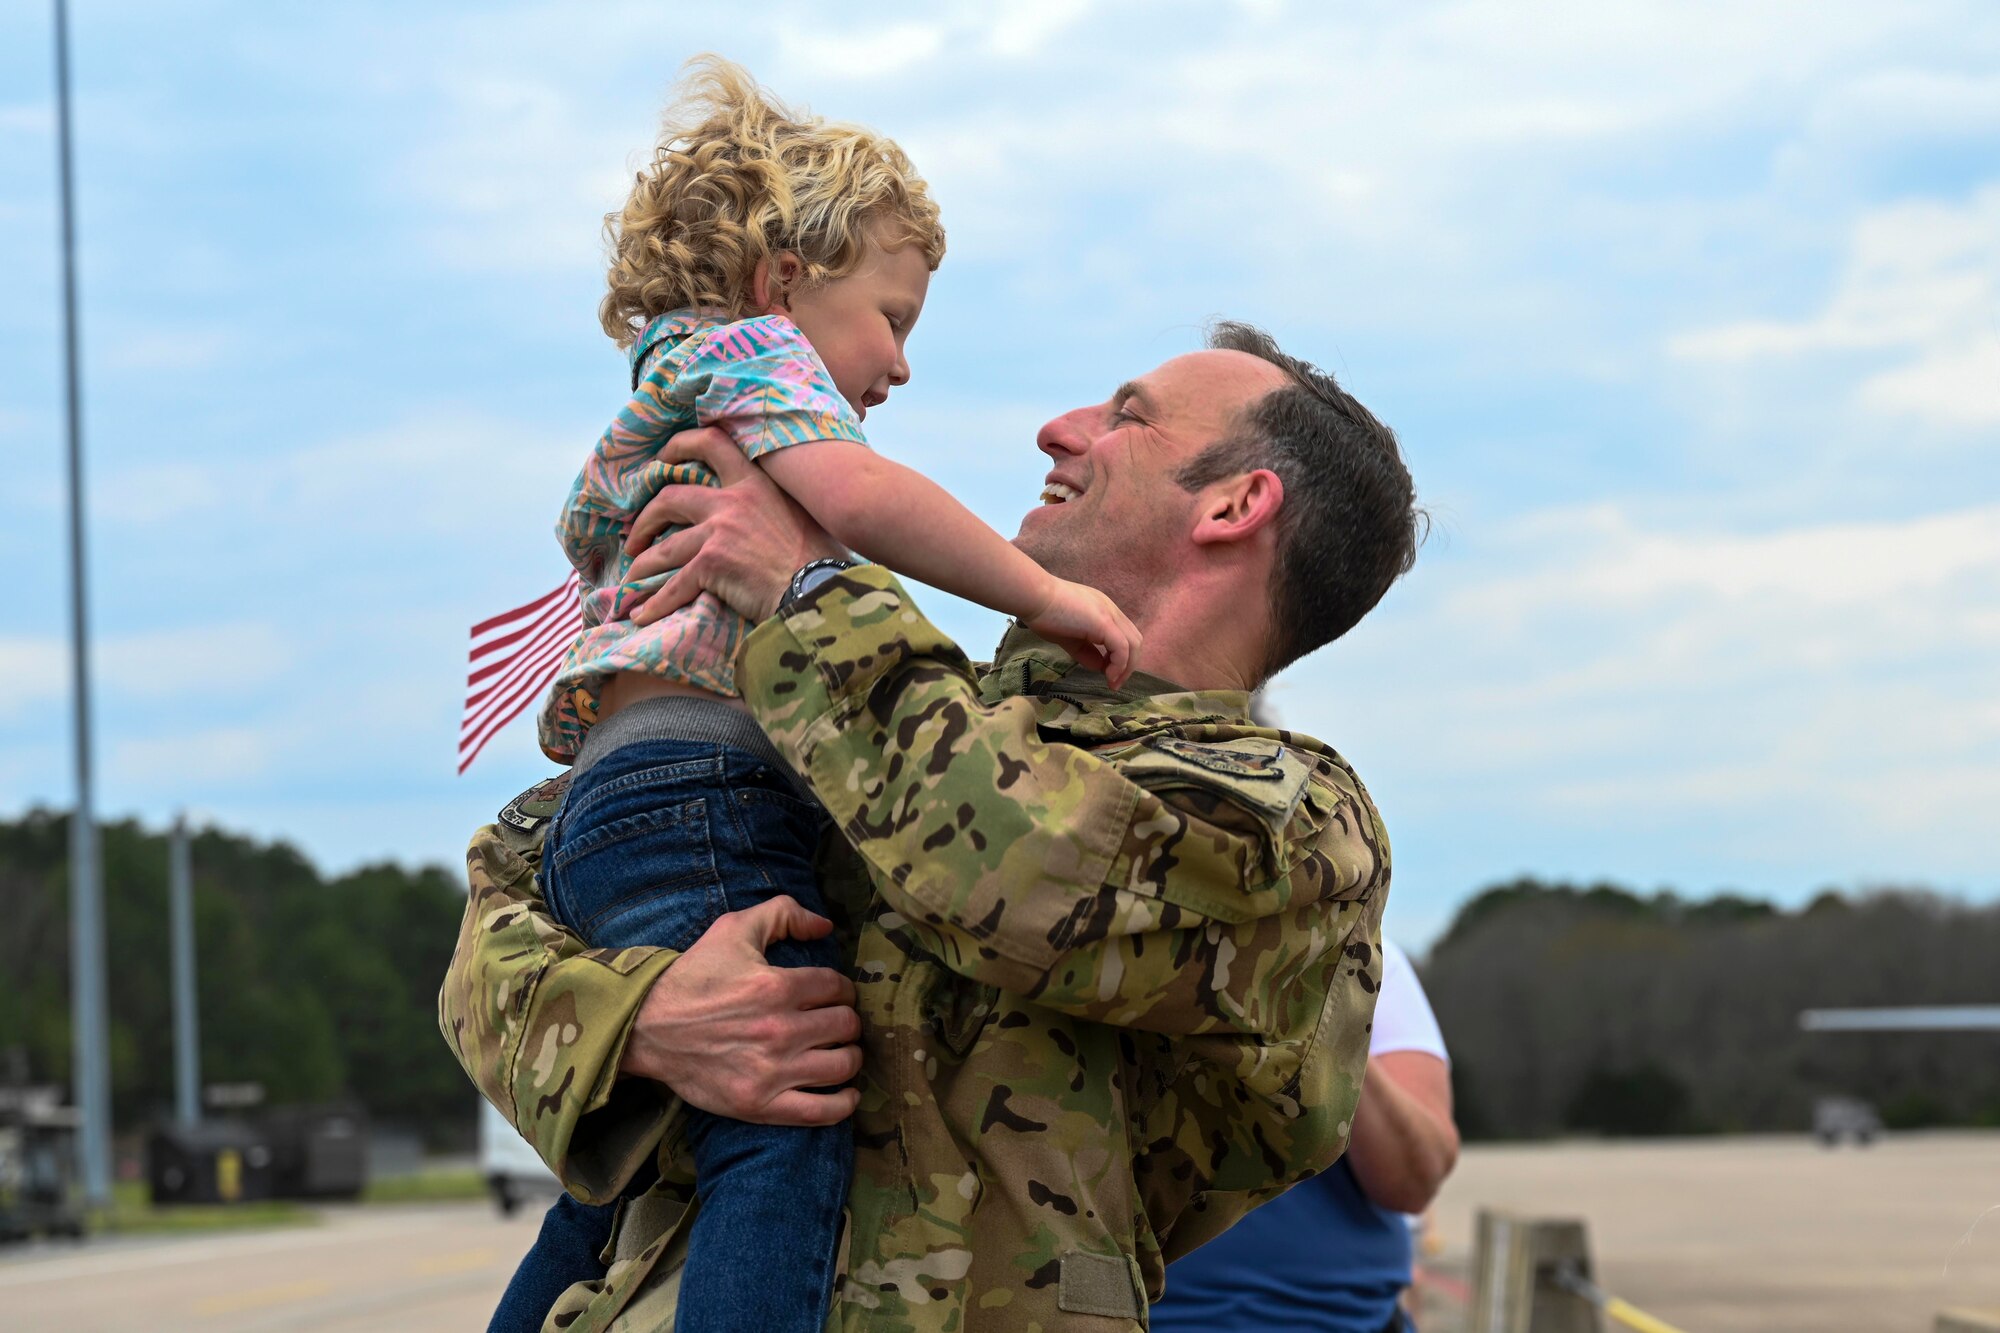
[752, 253, 804, 312]
[1191, 468, 1284, 547]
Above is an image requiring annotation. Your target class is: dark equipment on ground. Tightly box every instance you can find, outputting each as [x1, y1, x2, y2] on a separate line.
[261, 1103, 367, 1200]
[147, 1102, 372, 1205]
[146, 1120, 274, 1205]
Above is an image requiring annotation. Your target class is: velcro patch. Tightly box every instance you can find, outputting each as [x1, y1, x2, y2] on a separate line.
[1057, 1250, 1140, 1319]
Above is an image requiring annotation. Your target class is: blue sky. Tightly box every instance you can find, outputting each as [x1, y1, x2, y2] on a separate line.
[3, 0, 1996, 946]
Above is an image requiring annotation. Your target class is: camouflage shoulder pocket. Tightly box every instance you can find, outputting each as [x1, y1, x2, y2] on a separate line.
[1122, 736, 1313, 835]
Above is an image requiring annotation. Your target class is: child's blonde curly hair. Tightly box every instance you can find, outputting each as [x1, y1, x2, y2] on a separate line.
[600, 56, 947, 348]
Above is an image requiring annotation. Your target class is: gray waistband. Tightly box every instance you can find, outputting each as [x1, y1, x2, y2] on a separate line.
[573, 695, 800, 787]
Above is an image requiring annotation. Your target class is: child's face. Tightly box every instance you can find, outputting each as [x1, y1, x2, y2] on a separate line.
[775, 237, 931, 422]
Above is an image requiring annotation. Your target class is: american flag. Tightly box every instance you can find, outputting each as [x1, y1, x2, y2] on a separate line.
[459, 572, 581, 773]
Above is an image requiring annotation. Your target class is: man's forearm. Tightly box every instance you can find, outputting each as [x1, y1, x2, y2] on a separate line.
[1344, 1052, 1459, 1215]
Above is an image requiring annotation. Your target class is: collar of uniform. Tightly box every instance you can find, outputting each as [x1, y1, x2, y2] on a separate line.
[628, 308, 728, 383]
[981, 624, 1254, 732]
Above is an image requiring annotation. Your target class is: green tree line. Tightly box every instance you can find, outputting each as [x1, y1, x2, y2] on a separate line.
[1422, 879, 2000, 1139]
[7, 812, 1998, 1145]
[0, 811, 474, 1147]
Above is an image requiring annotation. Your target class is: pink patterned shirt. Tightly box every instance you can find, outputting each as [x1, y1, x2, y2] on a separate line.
[537, 310, 866, 762]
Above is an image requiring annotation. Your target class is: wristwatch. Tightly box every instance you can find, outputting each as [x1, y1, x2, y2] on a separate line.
[778, 557, 860, 617]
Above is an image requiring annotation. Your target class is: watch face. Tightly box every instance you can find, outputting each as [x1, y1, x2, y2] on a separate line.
[788, 560, 854, 610]
[799, 564, 849, 597]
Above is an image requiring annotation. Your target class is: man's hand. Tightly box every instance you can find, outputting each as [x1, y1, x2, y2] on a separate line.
[619, 896, 863, 1126]
[624, 427, 846, 626]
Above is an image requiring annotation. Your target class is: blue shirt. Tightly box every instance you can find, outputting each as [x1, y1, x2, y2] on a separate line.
[1151, 939, 1444, 1332]
[1150, 1158, 1411, 1332]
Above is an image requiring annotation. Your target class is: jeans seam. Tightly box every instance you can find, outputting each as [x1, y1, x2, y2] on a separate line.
[556, 750, 725, 829]
[545, 786, 723, 942]
[572, 866, 721, 940]
[715, 787, 780, 909]
[549, 798, 707, 877]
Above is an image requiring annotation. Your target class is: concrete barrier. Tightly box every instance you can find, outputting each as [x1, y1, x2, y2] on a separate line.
[1470, 1210, 1599, 1333]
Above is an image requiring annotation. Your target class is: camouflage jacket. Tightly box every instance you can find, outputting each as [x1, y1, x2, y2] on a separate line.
[440, 566, 1391, 1332]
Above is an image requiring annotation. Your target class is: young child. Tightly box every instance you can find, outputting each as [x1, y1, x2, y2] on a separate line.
[490, 57, 1140, 1333]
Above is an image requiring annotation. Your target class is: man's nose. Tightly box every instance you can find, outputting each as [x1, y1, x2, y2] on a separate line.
[1036, 406, 1094, 458]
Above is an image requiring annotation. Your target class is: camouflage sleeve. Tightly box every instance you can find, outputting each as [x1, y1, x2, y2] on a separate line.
[437, 801, 684, 1204]
[739, 568, 1390, 1043]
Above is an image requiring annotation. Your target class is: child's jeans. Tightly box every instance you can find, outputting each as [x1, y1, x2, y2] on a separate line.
[487, 731, 850, 1333]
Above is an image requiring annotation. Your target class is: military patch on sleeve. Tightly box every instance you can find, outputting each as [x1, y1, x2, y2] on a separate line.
[1143, 735, 1287, 778]
[1120, 735, 1316, 849]
[498, 774, 571, 831]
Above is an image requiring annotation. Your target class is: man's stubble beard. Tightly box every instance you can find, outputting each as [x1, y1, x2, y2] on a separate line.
[1015, 511, 1160, 633]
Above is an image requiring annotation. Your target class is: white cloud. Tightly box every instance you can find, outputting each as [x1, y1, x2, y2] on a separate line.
[0, 624, 295, 721]
[774, 21, 948, 76]
[1281, 497, 2000, 903]
[8, 0, 2000, 919]
[95, 623, 295, 698]
[93, 409, 580, 539]
[0, 104, 51, 135]
[103, 328, 235, 374]
[1671, 187, 2000, 428]
[90, 462, 221, 525]
[394, 71, 633, 275]
[1774, 68, 2000, 190]
[1470, 503, 2000, 616]
[1859, 344, 2000, 429]
[111, 725, 277, 786]
[977, 0, 1094, 59]
[0, 638, 65, 721]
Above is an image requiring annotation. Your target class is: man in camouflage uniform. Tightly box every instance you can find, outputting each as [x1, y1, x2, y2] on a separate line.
[441, 322, 1421, 1332]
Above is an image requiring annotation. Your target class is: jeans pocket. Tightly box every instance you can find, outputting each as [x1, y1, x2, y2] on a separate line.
[547, 797, 724, 950]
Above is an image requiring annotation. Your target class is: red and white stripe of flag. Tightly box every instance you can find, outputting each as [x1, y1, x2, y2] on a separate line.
[459, 572, 581, 773]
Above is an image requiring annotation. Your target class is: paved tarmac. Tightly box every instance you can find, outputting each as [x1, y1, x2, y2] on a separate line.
[1423, 1131, 2000, 1332]
[0, 1200, 543, 1332]
[5, 1134, 1999, 1331]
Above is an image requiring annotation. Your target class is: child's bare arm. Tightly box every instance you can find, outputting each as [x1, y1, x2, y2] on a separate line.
[759, 440, 1141, 684]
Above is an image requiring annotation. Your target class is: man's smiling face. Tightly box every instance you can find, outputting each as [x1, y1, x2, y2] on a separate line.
[1016, 349, 1289, 623]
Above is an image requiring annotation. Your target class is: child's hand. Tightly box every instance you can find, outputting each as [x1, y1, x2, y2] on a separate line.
[1023, 579, 1142, 688]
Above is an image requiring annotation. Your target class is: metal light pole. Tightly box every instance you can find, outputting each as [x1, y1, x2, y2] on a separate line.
[53, 0, 113, 1209]
[169, 815, 201, 1128]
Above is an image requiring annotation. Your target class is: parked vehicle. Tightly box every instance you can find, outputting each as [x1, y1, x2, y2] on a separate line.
[1813, 1095, 1882, 1147]
[479, 1098, 560, 1216]
[0, 1091, 84, 1242]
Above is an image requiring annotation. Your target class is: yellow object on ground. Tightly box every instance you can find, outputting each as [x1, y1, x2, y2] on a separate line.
[1602, 1293, 1691, 1333]
[1550, 1262, 1691, 1333]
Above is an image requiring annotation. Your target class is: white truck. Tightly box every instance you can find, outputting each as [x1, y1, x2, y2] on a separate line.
[478, 1097, 561, 1216]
